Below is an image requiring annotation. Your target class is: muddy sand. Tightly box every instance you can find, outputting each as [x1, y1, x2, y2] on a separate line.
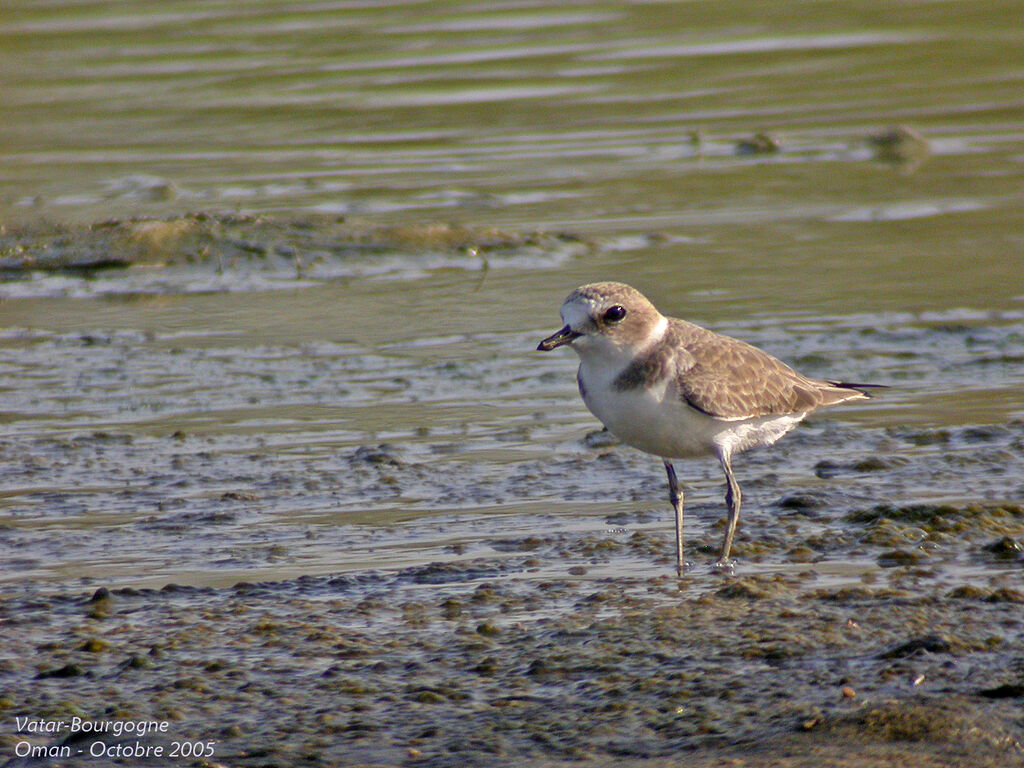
[2, 215, 1023, 766]
[3, 522, 1024, 768]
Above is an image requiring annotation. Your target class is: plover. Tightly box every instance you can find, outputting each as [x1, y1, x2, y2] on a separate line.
[538, 282, 882, 573]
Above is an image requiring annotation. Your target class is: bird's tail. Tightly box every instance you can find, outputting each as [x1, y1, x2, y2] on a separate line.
[827, 381, 888, 397]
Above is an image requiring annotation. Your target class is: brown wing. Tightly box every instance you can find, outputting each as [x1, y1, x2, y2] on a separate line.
[670, 320, 853, 419]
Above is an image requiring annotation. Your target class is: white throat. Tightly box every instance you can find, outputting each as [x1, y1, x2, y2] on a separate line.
[642, 315, 669, 350]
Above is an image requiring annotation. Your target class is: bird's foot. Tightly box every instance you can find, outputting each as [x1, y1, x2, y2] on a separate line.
[712, 558, 736, 575]
[674, 560, 695, 577]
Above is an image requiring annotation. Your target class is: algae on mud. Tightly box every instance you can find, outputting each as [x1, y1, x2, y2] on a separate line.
[0, 214, 593, 278]
[1, 243, 1015, 760]
[2, 216, 1023, 765]
[2, 561, 1023, 768]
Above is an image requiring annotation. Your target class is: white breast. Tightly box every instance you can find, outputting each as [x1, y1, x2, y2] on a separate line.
[578, 358, 717, 458]
[578, 361, 807, 461]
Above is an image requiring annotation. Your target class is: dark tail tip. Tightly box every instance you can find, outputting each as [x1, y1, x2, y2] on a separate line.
[829, 381, 889, 397]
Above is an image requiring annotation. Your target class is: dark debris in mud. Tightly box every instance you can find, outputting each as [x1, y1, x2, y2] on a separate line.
[845, 502, 1024, 569]
[2, 548, 1023, 768]
[2, 251, 1024, 766]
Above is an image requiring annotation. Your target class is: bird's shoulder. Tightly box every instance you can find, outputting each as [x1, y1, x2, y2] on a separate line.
[610, 318, 695, 391]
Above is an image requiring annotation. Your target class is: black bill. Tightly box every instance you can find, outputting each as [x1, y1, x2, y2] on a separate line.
[537, 324, 581, 351]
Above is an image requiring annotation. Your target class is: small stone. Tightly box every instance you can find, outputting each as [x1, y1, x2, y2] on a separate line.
[473, 657, 498, 675]
[412, 690, 444, 704]
[220, 490, 258, 502]
[476, 621, 501, 637]
[778, 493, 825, 511]
[352, 444, 403, 466]
[867, 125, 930, 168]
[986, 587, 1024, 604]
[853, 456, 898, 472]
[877, 549, 920, 567]
[814, 460, 843, 478]
[736, 132, 780, 155]
[985, 536, 1022, 559]
[978, 683, 1024, 699]
[36, 663, 83, 679]
[880, 634, 954, 659]
[439, 598, 463, 619]
[946, 584, 989, 600]
[801, 716, 821, 731]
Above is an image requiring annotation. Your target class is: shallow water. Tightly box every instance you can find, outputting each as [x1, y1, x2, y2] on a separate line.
[2, 240, 1022, 591]
[1, 0, 1023, 593]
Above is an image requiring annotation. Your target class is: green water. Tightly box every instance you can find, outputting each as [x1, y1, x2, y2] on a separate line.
[3, 2, 1021, 305]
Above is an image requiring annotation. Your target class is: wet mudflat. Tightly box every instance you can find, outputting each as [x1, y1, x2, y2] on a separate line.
[2, 237, 1024, 768]
[3, 545, 1024, 767]
[3, 1, 1024, 766]
[3, 216, 1023, 592]
[2, 233, 1024, 765]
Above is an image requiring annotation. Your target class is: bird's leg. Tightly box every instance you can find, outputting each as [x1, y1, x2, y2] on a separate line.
[663, 461, 685, 575]
[717, 452, 742, 569]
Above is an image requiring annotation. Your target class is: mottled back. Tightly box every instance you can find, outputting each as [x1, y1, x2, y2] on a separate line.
[616, 319, 868, 420]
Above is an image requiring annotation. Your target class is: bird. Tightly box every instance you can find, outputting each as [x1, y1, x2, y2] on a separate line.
[537, 281, 883, 574]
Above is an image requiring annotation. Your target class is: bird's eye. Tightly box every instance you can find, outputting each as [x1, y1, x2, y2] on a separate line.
[603, 305, 627, 323]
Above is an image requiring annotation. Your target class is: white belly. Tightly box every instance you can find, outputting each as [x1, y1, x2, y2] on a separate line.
[579, 363, 806, 460]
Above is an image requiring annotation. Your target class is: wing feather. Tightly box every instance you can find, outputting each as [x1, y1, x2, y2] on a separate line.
[668, 320, 863, 419]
